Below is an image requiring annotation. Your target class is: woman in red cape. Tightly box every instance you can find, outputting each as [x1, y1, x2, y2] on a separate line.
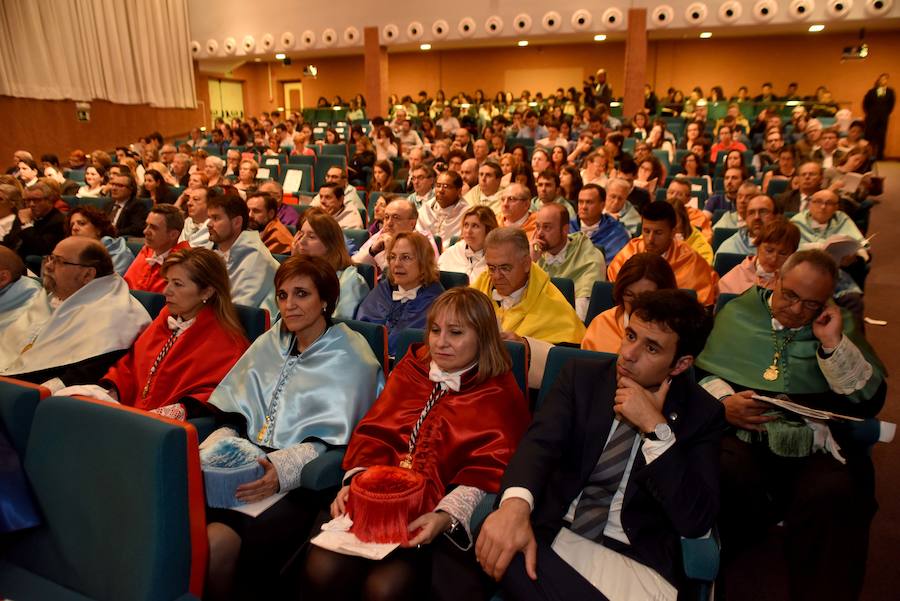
[302, 288, 530, 601]
[101, 248, 249, 414]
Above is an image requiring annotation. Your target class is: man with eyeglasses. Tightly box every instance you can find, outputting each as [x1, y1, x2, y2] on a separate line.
[353, 196, 437, 271]
[0, 237, 150, 391]
[716, 194, 779, 258]
[777, 160, 823, 214]
[695, 249, 885, 601]
[498, 183, 537, 238]
[471, 227, 585, 387]
[16, 181, 66, 259]
[406, 164, 435, 208]
[103, 171, 149, 237]
[752, 128, 784, 173]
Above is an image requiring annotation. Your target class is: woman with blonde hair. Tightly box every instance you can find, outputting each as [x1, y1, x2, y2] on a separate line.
[100, 248, 249, 414]
[304, 287, 529, 600]
[356, 231, 444, 357]
[292, 207, 369, 320]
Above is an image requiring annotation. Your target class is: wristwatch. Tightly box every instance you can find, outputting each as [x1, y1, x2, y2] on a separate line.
[642, 422, 673, 442]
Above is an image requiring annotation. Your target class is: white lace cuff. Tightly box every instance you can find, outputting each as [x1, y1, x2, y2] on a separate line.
[267, 442, 323, 492]
[817, 335, 874, 395]
[436, 485, 487, 550]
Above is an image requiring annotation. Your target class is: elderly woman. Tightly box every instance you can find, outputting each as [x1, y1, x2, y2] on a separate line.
[66, 206, 134, 275]
[76, 165, 107, 198]
[203, 255, 384, 600]
[234, 159, 259, 198]
[720, 219, 800, 295]
[100, 248, 248, 413]
[303, 287, 530, 601]
[438, 206, 498, 283]
[292, 207, 369, 320]
[205, 155, 225, 188]
[356, 232, 444, 357]
[582, 252, 677, 353]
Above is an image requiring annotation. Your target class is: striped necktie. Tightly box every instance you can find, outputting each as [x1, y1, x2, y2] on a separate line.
[569, 419, 639, 541]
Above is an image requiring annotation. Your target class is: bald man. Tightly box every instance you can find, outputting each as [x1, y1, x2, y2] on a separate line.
[0, 246, 42, 330]
[0, 237, 150, 390]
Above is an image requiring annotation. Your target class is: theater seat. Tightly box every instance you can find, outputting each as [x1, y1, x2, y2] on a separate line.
[234, 304, 270, 343]
[584, 280, 615, 326]
[0, 396, 206, 601]
[130, 289, 166, 318]
[335, 319, 389, 372]
[713, 252, 747, 278]
[356, 263, 375, 289]
[712, 227, 737, 252]
[439, 270, 469, 290]
[550, 276, 576, 309]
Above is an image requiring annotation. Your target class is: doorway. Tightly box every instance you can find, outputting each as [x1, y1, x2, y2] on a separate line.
[284, 82, 304, 113]
[208, 79, 245, 123]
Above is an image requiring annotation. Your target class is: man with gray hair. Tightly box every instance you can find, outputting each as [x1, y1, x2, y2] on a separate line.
[714, 180, 759, 231]
[353, 196, 437, 270]
[17, 181, 66, 258]
[471, 226, 586, 386]
[0, 237, 151, 390]
[0, 184, 23, 248]
[604, 178, 641, 237]
[696, 249, 885, 601]
[171, 152, 192, 187]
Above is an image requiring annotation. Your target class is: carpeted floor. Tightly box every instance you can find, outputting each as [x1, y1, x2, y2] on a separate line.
[721, 160, 900, 601]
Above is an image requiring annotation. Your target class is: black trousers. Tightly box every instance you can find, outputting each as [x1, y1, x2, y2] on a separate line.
[501, 540, 608, 601]
[718, 434, 876, 601]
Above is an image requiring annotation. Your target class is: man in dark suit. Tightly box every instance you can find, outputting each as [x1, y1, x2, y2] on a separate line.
[776, 159, 823, 214]
[17, 181, 66, 259]
[476, 290, 725, 600]
[103, 170, 148, 237]
[862, 73, 895, 160]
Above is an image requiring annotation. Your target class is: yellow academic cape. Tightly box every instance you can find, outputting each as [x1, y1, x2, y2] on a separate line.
[684, 228, 714, 265]
[607, 238, 719, 306]
[581, 307, 624, 354]
[472, 262, 586, 344]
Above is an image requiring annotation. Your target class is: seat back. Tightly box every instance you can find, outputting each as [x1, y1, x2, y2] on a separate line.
[320, 143, 347, 157]
[765, 178, 789, 197]
[715, 292, 739, 314]
[550, 276, 576, 309]
[356, 263, 376, 290]
[537, 347, 617, 410]
[235, 304, 270, 343]
[713, 252, 747, 278]
[314, 155, 347, 191]
[392, 328, 529, 398]
[439, 270, 469, 290]
[584, 280, 615, 325]
[126, 239, 145, 257]
[0, 377, 50, 456]
[712, 227, 737, 252]
[279, 165, 314, 194]
[13, 396, 206, 600]
[345, 228, 370, 250]
[130, 290, 166, 319]
[336, 319, 389, 371]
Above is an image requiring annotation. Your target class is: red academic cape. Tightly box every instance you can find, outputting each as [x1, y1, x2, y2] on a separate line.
[342, 344, 529, 514]
[123, 241, 191, 293]
[102, 305, 249, 411]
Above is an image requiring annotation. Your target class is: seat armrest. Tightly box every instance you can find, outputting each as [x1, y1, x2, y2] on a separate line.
[299, 448, 346, 490]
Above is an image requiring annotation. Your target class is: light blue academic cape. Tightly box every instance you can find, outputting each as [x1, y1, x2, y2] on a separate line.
[716, 228, 756, 258]
[102, 236, 135, 276]
[335, 266, 368, 321]
[0, 276, 42, 330]
[220, 230, 281, 319]
[208, 322, 384, 449]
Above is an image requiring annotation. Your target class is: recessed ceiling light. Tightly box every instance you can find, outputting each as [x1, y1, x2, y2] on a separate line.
[253, 58, 261, 62]
[517, 40, 529, 47]
[699, 31, 713, 39]
[594, 34, 607, 41]
[419, 43, 431, 51]
[808, 24, 825, 32]
[275, 53, 286, 59]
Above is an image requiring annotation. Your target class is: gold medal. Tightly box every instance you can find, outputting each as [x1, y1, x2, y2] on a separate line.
[256, 421, 268, 443]
[763, 365, 779, 381]
[399, 454, 413, 469]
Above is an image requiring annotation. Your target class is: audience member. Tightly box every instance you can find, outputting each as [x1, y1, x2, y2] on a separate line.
[65, 206, 134, 275]
[439, 206, 498, 283]
[719, 218, 800, 295]
[125, 204, 189, 293]
[247, 192, 293, 254]
[569, 184, 630, 261]
[16, 181, 66, 259]
[0, 237, 150, 390]
[0, 246, 41, 329]
[717, 194, 778, 257]
[604, 178, 641, 237]
[417, 170, 469, 242]
[464, 160, 504, 214]
[777, 159, 823, 213]
[103, 171, 149, 237]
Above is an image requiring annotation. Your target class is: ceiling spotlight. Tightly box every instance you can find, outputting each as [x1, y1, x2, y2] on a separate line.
[594, 34, 607, 41]
[809, 24, 825, 32]
[699, 31, 713, 38]
[275, 52, 286, 60]
[420, 43, 432, 50]
[518, 40, 529, 47]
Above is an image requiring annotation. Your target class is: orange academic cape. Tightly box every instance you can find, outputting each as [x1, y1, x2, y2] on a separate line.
[582, 307, 625, 354]
[607, 239, 719, 306]
[342, 344, 530, 514]
[101, 305, 249, 411]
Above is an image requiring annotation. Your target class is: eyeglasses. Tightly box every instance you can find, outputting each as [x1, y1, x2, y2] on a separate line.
[487, 264, 515, 275]
[383, 213, 413, 222]
[809, 200, 838, 207]
[387, 253, 416, 264]
[42, 254, 93, 268]
[779, 281, 826, 313]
